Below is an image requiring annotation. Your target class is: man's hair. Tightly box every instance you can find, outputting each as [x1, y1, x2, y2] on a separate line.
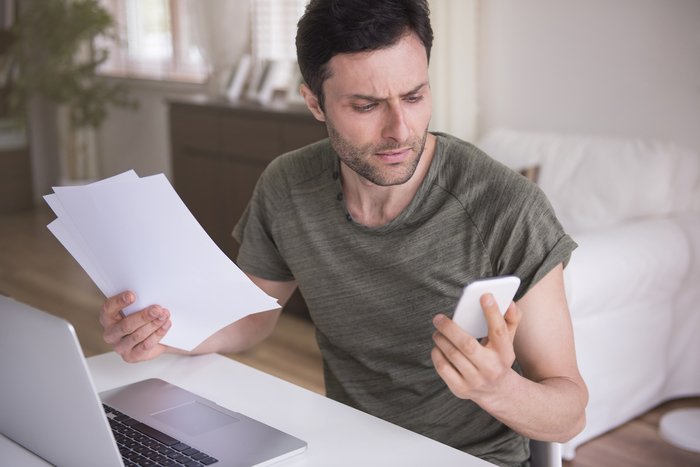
[296, 0, 434, 113]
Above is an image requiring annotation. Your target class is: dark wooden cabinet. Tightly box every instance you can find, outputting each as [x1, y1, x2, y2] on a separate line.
[169, 96, 327, 262]
[0, 145, 33, 213]
[0, 10, 33, 214]
[168, 97, 327, 318]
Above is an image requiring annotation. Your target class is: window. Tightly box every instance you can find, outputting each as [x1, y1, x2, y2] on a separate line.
[251, 0, 306, 64]
[97, 0, 308, 85]
[98, 0, 208, 83]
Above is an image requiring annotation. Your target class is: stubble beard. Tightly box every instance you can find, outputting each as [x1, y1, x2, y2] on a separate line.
[326, 118, 429, 187]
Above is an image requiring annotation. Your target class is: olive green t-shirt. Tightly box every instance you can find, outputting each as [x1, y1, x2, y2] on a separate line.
[233, 133, 577, 467]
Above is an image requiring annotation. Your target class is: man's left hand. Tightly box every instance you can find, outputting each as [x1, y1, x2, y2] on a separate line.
[431, 294, 522, 401]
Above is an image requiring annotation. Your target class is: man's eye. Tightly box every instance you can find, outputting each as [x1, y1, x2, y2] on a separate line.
[406, 95, 423, 103]
[355, 103, 376, 112]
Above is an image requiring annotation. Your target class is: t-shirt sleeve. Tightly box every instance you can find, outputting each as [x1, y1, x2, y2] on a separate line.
[465, 154, 577, 302]
[232, 159, 296, 282]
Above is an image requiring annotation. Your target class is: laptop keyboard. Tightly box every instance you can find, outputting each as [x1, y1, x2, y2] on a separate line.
[104, 404, 219, 467]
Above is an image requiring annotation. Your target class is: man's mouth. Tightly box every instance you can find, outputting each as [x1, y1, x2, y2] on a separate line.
[375, 148, 411, 164]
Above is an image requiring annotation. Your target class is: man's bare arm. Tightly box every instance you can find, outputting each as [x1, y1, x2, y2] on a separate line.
[432, 264, 588, 442]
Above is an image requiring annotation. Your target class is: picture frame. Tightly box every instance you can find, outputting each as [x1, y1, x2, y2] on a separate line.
[246, 59, 272, 102]
[257, 60, 298, 106]
[225, 54, 251, 102]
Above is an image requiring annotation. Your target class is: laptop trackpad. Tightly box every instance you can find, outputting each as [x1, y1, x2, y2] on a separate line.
[152, 401, 239, 437]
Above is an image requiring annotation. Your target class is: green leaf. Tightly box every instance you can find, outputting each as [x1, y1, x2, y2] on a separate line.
[4, 0, 138, 129]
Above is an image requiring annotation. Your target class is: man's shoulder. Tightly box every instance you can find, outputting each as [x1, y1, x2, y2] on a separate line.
[265, 138, 335, 188]
[432, 132, 529, 195]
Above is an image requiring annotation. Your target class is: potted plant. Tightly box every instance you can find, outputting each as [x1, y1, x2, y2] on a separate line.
[2, 0, 137, 183]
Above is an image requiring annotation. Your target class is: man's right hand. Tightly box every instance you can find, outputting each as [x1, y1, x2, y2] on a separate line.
[100, 292, 172, 363]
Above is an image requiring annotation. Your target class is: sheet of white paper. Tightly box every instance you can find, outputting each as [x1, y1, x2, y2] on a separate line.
[43, 170, 141, 298]
[45, 194, 115, 294]
[48, 172, 279, 351]
[47, 219, 113, 296]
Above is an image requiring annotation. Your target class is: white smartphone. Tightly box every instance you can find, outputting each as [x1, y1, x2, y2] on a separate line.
[451, 276, 521, 338]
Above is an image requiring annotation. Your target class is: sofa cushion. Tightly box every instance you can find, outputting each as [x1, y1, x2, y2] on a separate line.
[478, 129, 700, 233]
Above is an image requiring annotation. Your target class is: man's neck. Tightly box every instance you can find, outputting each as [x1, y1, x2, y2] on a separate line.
[341, 134, 437, 227]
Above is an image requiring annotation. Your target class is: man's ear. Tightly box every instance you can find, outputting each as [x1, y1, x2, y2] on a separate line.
[300, 84, 325, 122]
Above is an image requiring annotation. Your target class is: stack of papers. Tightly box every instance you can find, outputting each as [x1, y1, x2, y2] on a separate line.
[44, 170, 279, 351]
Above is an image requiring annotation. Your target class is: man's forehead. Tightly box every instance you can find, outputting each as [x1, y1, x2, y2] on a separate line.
[329, 32, 428, 67]
[323, 33, 430, 99]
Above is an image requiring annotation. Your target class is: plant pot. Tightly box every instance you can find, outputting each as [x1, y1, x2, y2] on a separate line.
[56, 104, 99, 186]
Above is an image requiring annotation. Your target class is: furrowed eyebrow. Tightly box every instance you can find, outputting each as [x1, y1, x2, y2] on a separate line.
[345, 81, 429, 101]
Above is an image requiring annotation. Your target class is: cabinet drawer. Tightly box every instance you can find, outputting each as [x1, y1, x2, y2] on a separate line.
[172, 150, 226, 249]
[170, 108, 220, 153]
[221, 115, 283, 162]
[0, 149, 33, 212]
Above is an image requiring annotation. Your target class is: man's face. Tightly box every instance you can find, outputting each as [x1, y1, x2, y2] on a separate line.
[318, 33, 433, 187]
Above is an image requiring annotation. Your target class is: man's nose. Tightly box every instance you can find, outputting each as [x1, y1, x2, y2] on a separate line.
[381, 104, 410, 144]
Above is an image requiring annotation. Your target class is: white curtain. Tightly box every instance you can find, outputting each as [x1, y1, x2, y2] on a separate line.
[428, 0, 479, 142]
[187, 0, 252, 98]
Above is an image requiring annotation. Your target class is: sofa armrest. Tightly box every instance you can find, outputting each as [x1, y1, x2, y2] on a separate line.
[564, 218, 690, 320]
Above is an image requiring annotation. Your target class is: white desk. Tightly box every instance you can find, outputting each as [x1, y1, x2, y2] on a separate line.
[2, 352, 493, 466]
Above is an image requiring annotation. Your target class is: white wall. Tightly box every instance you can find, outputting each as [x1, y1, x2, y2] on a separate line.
[478, 0, 700, 154]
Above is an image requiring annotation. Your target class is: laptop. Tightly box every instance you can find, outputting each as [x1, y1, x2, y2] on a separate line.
[0, 294, 307, 467]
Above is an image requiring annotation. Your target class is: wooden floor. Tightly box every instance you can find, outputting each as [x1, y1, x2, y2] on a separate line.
[1, 206, 699, 466]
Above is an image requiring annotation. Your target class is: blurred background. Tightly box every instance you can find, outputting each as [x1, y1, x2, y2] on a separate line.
[0, 0, 697, 206]
[0, 2, 699, 466]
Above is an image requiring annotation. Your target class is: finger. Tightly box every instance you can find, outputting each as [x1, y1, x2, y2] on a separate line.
[127, 317, 172, 363]
[481, 301, 521, 347]
[481, 294, 511, 351]
[431, 345, 462, 384]
[99, 292, 134, 326]
[431, 346, 480, 399]
[503, 301, 522, 342]
[105, 305, 165, 345]
[432, 328, 477, 374]
[125, 307, 169, 344]
[433, 314, 485, 362]
[112, 307, 169, 356]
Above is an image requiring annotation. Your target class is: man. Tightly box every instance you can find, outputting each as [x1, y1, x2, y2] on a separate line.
[100, 1, 588, 465]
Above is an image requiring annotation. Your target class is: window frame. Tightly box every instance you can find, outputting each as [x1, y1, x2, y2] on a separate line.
[97, 0, 209, 84]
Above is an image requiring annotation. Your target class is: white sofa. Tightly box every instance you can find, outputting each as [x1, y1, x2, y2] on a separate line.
[477, 129, 700, 460]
